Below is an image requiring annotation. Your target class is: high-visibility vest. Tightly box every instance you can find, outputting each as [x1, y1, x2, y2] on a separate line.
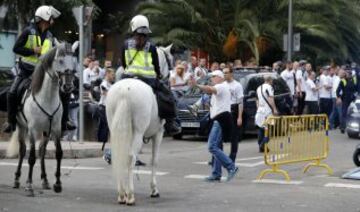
[21, 28, 53, 66]
[124, 38, 156, 78]
[341, 77, 357, 87]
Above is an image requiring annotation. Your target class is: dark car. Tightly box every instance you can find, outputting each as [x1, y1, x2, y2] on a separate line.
[174, 68, 291, 139]
[346, 97, 360, 138]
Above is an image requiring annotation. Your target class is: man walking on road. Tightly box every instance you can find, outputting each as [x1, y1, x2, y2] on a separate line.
[224, 67, 244, 162]
[191, 70, 239, 182]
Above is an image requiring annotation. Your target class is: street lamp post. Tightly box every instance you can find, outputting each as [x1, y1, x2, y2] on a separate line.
[287, 0, 293, 61]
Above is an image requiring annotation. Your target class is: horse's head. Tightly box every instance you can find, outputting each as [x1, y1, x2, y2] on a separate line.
[52, 42, 78, 93]
[157, 44, 174, 80]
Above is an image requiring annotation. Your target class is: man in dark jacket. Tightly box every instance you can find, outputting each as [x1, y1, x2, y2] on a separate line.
[336, 68, 357, 133]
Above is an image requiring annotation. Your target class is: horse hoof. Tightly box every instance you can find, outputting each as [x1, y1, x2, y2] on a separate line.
[13, 181, 20, 189]
[150, 193, 160, 198]
[42, 182, 51, 190]
[126, 201, 135, 206]
[25, 188, 34, 197]
[53, 184, 62, 193]
[117, 195, 126, 204]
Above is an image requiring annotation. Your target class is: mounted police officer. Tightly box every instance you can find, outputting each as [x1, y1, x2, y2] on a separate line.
[2, 5, 76, 133]
[120, 15, 181, 135]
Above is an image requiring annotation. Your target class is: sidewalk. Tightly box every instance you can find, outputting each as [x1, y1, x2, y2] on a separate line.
[0, 141, 104, 159]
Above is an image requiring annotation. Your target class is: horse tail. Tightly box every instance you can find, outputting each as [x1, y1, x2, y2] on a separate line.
[6, 128, 19, 158]
[110, 86, 133, 185]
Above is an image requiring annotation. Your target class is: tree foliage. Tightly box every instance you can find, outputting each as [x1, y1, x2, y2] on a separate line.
[136, 0, 360, 65]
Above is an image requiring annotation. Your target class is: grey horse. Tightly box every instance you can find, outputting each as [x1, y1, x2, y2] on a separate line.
[6, 42, 77, 196]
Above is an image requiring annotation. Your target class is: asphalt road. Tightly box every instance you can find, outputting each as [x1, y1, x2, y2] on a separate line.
[0, 131, 359, 212]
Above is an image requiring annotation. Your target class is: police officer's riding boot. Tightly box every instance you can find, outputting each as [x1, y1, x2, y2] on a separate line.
[61, 92, 76, 131]
[2, 93, 17, 133]
[164, 118, 181, 136]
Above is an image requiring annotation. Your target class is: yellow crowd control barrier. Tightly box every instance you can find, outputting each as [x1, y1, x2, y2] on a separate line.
[257, 114, 333, 181]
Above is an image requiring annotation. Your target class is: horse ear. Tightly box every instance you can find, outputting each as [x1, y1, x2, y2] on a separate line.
[54, 38, 61, 47]
[72, 41, 79, 53]
[164, 44, 173, 53]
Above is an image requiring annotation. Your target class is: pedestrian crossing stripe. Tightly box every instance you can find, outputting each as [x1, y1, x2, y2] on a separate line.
[252, 179, 303, 185]
[193, 161, 264, 167]
[324, 183, 360, 189]
[184, 174, 226, 181]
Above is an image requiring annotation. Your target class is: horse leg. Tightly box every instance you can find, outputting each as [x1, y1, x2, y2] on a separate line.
[117, 181, 126, 204]
[126, 134, 142, 206]
[13, 133, 26, 189]
[150, 131, 163, 198]
[39, 135, 50, 190]
[53, 137, 63, 193]
[25, 132, 36, 197]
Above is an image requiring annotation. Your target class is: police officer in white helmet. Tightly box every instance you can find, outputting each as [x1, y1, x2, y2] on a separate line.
[120, 15, 181, 135]
[3, 5, 76, 133]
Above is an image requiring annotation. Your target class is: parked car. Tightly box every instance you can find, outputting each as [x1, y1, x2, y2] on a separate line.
[346, 97, 360, 138]
[174, 68, 291, 140]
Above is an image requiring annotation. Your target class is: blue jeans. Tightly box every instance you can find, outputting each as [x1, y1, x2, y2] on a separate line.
[329, 98, 341, 129]
[208, 121, 235, 178]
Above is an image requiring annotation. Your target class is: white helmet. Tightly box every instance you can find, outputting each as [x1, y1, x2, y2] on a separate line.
[130, 15, 151, 34]
[35, 5, 61, 22]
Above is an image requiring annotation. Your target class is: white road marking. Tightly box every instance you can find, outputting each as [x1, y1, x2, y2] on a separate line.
[253, 179, 303, 185]
[184, 174, 226, 181]
[193, 160, 264, 167]
[0, 162, 169, 175]
[324, 183, 360, 189]
[236, 156, 263, 162]
[0, 162, 104, 170]
[133, 170, 169, 176]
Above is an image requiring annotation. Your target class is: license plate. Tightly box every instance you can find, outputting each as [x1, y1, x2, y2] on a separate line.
[181, 122, 200, 128]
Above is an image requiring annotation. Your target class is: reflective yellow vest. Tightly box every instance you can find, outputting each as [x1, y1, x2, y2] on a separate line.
[124, 39, 156, 77]
[341, 77, 357, 87]
[21, 28, 53, 66]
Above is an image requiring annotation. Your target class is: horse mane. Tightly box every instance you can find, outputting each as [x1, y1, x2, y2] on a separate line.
[31, 44, 67, 95]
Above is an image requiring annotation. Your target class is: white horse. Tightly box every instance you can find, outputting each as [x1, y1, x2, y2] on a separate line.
[106, 44, 173, 205]
[6, 42, 77, 197]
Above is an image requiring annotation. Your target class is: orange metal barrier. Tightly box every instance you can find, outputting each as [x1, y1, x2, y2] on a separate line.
[257, 114, 333, 181]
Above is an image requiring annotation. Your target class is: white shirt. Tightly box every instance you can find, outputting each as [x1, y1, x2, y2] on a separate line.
[99, 79, 112, 106]
[319, 74, 331, 98]
[305, 79, 318, 101]
[332, 75, 341, 98]
[295, 69, 306, 92]
[83, 68, 98, 85]
[194, 66, 208, 81]
[210, 82, 231, 119]
[255, 83, 274, 127]
[227, 80, 244, 105]
[281, 69, 296, 95]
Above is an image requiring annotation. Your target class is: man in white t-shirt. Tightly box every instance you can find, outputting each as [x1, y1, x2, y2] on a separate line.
[281, 61, 296, 114]
[329, 67, 342, 129]
[305, 71, 320, 114]
[319, 66, 332, 117]
[255, 76, 278, 152]
[224, 68, 244, 162]
[190, 70, 238, 182]
[295, 62, 307, 114]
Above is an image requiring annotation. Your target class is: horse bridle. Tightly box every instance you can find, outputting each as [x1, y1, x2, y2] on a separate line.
[159, 48, 173, 77]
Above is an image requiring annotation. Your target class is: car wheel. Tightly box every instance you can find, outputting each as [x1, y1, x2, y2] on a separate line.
[353, 148, 360, 167]
[173, 133, 183, 140]
[348, 132, 359, 139]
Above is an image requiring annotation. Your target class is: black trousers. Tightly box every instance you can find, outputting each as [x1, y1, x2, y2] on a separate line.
[296, 92, 306, 115]
[319, 98, 332, 117]
[229, 105, 241, 162]
[96, 105, 109, 143]
[306, 101, 319, 114]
